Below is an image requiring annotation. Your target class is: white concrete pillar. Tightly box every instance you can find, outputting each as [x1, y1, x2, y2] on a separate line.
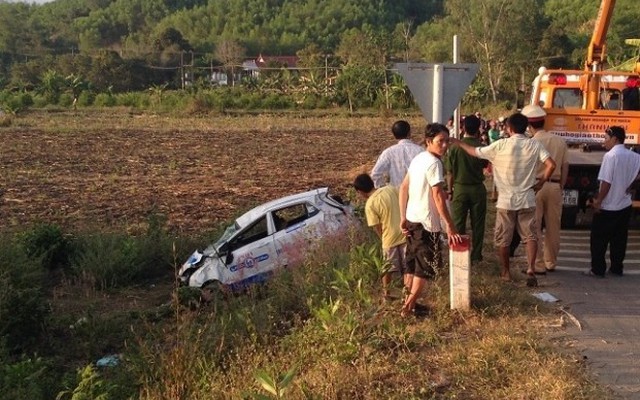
[449, 235, 470, 310]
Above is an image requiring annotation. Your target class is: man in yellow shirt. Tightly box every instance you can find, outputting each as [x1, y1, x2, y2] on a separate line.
[354, 173, 409, 299]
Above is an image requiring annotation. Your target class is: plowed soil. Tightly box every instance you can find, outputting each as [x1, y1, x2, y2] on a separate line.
[0, 110, 425, 235]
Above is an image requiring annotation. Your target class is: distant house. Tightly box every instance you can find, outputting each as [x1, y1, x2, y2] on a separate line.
[242, 54, 300, 79]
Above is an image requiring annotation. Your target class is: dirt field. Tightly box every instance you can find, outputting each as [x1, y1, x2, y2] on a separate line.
[0, 110, 426, 235]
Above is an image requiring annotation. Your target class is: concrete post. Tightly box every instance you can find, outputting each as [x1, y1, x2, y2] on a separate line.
[449, 235, 470, 310]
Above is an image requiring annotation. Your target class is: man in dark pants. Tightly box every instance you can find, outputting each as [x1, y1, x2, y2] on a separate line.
[445, 114, 488, 263]
[587, 126, 640, 277]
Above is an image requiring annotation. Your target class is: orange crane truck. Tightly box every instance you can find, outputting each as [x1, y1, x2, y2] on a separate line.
[528, 0, 640, 227]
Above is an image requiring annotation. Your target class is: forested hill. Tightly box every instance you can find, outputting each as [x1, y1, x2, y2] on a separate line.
[0, 0, 639, 102]
[0, 0, 443, 55]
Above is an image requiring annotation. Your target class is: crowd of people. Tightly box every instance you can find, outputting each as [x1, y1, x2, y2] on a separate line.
[354, 110, 640, 317]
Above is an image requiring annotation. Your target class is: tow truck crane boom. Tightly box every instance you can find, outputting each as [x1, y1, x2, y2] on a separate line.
[586, 0, 615, 70]
[585, 0, 616, 109]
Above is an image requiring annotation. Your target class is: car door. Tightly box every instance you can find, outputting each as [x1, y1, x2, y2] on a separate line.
[222, 215, 277, 287]
[271, 203, 320, 267]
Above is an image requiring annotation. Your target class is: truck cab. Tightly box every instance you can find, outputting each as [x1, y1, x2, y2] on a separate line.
[530, 67, 640, 227]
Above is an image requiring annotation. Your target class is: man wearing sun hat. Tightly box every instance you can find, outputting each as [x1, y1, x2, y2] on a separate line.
[521, 104, 569, 274]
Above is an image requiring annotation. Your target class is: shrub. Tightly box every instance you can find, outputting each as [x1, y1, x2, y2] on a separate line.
[0, 90, 10, 103]
[71, 233, 141, 288]
[3, 92, 34, 113]
[71, 215, 173, 288]
[316, 96, 332, 109]
[301, 95, 318, 110]
[17, 224, 73, 271]
[115, 92, 149, 108]
[77, 91, 94, 107]
[58, 93, 73, 107]
[32, 95, 48, 108]
[94, 93, 116, 107]
[157, 91, 185, 111]
[0, 356, 58, 400]
[18, 92, 34, 107]
[238, 92, 263, 110]
[0, 113, 12, 127]
[262, 93, 294, 109]
[183, 93, 213, 114]
[0, 234, 49, 354]
[56, 365, 118, 400]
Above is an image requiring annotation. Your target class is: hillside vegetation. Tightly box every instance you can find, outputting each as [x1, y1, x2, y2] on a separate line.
[1, 0, 639, 106]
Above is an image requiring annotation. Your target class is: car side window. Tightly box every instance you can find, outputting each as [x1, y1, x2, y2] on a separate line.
[273, 204, 310, 231]
[233, 216, 268, 247]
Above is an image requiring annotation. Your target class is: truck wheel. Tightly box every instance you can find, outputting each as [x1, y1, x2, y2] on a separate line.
[561, 208, 578, 229]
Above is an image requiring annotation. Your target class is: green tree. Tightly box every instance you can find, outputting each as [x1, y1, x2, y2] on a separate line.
[87, 51, 130, 92]
[443, 0, 546, 102]
[336, 25, 388, 67]
[39, 70, 66, 104]
[215, 39, 246, 87]
[334, 65, 385, 112]
[409, 17, 456, 63]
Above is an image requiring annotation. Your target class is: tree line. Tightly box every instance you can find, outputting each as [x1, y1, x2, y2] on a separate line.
[0, 0, 639, 107]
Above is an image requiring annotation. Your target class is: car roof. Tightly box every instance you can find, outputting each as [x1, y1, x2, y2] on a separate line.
[235, 187, 329, 228]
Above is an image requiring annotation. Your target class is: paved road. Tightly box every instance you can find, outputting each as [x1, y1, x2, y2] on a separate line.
[533, 229, 640, 399]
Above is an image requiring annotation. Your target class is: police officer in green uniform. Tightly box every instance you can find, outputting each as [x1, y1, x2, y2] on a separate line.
[445, 115, 488, 263]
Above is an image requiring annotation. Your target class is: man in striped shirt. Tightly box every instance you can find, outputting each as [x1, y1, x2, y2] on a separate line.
[371, 120, 423, 188]
[450, 112, 556, 287]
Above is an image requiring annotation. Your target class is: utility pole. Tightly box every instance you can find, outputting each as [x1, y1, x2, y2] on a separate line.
[453, 35, 460, 138]
[325, 54, 329, 96]
[180, 51, 184, 90]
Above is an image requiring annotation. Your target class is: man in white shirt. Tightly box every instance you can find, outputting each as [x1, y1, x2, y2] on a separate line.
[587, 126, 640, 277]
[450, 113, 555, 287]
[399, 123, 462, 317]
[371, 120, 423, 188]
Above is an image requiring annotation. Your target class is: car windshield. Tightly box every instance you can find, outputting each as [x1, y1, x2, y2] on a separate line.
[204, 222, 239, 254]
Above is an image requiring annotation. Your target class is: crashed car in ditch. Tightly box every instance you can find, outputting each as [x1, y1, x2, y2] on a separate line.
[179, 188, 355, 290]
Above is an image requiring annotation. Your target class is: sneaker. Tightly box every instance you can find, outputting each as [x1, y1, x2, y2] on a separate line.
[608, 270, 623, 277]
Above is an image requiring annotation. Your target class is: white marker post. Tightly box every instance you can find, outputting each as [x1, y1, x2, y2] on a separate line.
[449, 235, 470, 310]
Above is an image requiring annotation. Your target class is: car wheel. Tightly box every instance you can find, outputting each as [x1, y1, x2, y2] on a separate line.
[200, 280, 227, 303]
